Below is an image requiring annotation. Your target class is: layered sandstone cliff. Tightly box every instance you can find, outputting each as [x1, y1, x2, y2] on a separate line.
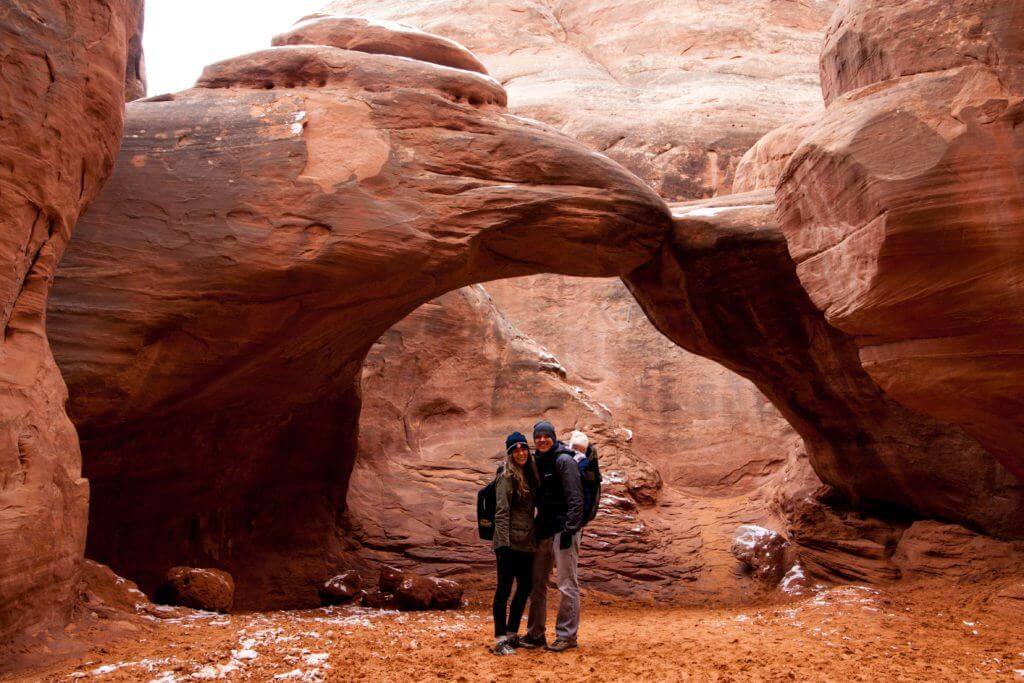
[777, 0, 1024, 485]
[0, 0, 143, 649]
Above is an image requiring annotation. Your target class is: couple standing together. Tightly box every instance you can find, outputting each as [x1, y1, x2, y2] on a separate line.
[489, 420, 599, 655]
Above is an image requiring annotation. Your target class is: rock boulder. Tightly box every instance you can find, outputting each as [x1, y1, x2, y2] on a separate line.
[319, 571, 363, 605]
[155, 567, 234, 613]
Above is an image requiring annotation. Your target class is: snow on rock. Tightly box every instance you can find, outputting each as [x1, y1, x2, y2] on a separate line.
[731, 525, 790, 584]
[780, 563, 811, 595]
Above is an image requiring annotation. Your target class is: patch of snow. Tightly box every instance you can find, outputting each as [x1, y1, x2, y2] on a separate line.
[304, 653, 329, 665]
[190, 662, 239, 679]
[290, 123, 304, 136]
[603, 470, 626, 484]
[732, 525, 775, 554]
[621, 428, 633, 441]
[780, 563, 806, 594]
[273, 671, 305, 680]
[232, 649, 258, 660]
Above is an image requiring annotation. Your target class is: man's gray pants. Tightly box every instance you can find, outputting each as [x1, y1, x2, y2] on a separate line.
[526, 530, 581, 643]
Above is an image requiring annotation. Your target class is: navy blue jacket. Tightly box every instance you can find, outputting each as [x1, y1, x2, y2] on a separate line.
[533, 441, 584, 539]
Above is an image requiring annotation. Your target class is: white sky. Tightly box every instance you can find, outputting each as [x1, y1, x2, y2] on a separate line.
[143, 0, 326, 96]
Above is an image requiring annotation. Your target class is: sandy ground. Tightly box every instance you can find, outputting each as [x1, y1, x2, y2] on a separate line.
[6, 580, 1024, 682]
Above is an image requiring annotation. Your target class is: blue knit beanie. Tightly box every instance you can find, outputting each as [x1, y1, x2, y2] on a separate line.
[505, 431, 529, 454]
[533, 420, 556, 440]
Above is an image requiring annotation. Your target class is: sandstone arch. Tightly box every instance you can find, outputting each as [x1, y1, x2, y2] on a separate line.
[47, 14, 1024, 610]
[48, 23, 669, 608]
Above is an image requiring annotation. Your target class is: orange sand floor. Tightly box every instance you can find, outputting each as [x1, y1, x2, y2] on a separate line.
[7, 580, 1024, 682]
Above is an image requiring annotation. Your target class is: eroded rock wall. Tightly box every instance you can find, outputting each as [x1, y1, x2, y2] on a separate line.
[0, 0, 143, 649]
[352, 285, 820, 599]
[778, 0, 1024, 484]
[484, 277, 802, 495]
[350, 286, 700, 594]
[325, 0, 835, 200]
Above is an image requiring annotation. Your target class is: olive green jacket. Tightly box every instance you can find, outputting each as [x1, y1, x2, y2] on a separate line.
[492, 471, 537, 553]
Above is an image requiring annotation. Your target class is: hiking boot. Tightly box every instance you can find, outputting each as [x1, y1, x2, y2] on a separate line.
[517, 635, 547, 649]
[492, 640, 516, 656]
[546, 638, 578, 652]
[506, 635, 522, 649]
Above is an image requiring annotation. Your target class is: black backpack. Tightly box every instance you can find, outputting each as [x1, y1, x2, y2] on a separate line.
[579, 445, 602, 524]
[477, 466, 503, 540]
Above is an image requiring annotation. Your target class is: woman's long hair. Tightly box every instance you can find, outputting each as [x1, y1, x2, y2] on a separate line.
[504, 447, 539, 499]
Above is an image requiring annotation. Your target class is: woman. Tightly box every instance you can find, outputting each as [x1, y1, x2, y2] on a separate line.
[492, 431, 539, 655]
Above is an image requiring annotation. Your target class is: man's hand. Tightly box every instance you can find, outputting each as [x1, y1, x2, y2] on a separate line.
[559, 531, 574, 550]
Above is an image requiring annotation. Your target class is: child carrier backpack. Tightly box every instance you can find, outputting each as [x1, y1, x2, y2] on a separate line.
[579, 445, 602, 524]
[476, 466, 503, 540]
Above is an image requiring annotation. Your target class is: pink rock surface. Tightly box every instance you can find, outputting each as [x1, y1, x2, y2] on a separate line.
[820, 0, 1024, 105]
[731, 114, 817, 193]
[485, 276, 802, 496]
[324, 0, 835, 200]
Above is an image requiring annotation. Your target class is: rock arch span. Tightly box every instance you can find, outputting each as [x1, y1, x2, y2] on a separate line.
[47, 15, 1024, 609]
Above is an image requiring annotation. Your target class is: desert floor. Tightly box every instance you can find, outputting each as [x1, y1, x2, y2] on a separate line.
[8, 579, 1024, 682]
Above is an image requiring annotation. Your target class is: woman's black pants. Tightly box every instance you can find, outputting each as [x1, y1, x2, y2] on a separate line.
[493, 549, 534, 637]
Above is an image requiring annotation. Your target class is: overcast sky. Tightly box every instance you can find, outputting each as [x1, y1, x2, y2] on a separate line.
[143, 0, 326, 95]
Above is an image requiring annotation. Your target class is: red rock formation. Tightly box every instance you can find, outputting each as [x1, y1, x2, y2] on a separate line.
[348, 286, 700, 596]
[48, 7, 1024, 613]
[325, 0, 835, 200]
[326, 0, 831, 505]
[273, 15, 488, 75]
[731, 115, 817, 194]
[380, 567, 463, 610]
[319, 570, 362, 605]
[484, 277, 801, 495]
[48, 23, 670, 609]
[777, 0, 1024, 484]
[626, 191, 1024, 538]
[0, 0, 143, 650]
[155, 567, 234, 613]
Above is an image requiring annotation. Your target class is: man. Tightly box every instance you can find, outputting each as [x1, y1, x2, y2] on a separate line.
[520, 420, 584, 652]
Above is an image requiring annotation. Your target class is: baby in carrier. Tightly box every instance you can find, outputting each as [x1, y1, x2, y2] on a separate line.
[568, 430, 601, 525]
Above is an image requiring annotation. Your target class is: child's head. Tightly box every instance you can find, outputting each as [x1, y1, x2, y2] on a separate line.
[569, 430, 589, 454]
